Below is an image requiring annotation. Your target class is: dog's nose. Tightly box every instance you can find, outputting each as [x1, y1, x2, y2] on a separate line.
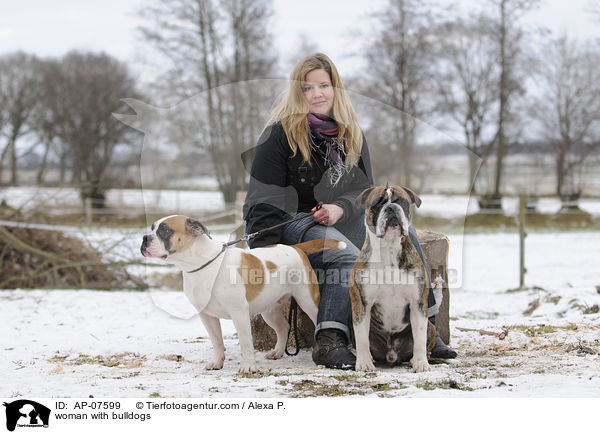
[386, 350, 398, 365]
[383, 207, 401, 227]
[141, 235, 150, 256]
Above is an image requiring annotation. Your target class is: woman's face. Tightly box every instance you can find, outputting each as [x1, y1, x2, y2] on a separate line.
[302, 68, 334, 117]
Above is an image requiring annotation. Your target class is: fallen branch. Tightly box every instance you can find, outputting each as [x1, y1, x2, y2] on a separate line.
[0, 258, 155, 289]
[456, 327, 508, 340]
[0, 225, 65, 263]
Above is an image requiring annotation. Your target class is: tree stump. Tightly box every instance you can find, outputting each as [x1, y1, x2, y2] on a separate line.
[250, 230, 451, 351]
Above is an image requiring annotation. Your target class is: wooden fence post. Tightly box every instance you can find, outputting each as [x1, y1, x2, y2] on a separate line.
[85, 198, 92, 225]
[518, 195, 527, 289]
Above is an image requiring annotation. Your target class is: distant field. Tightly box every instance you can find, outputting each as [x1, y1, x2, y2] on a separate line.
[394, 152, 600, 197]
[2, 186, 599, 221]
[14, 151, 600, 198]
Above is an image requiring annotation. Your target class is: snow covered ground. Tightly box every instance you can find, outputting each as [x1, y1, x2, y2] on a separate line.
[1, 228, 599, 398]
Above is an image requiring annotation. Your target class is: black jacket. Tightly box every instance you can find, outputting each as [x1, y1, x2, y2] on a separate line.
[242, 122, 374, 248]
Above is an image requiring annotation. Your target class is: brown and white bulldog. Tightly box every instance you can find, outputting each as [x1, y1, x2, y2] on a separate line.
[141, 215, 345, 373]
[350, 186, 433, 372]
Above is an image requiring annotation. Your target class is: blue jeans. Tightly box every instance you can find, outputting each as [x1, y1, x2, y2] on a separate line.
[279, 213, 437, 341]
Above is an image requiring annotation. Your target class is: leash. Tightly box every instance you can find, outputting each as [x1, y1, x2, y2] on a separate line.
[285, 298, 300, 356]
[405, 235, 432, 293]
[185, 202, 324, 274]
[284, 220, 318, 356]
[243, 202, 323, 244]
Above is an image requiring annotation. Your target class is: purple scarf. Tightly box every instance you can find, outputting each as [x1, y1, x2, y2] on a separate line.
[307, 113, 339, 136]
[307, 113, 346, 185]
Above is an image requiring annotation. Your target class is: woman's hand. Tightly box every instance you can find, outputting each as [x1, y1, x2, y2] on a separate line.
[312, 203, 344, 226]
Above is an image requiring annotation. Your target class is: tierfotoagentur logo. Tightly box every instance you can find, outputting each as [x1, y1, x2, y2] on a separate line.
[228, 264, 456, 286]
[3, 400, 50, 431]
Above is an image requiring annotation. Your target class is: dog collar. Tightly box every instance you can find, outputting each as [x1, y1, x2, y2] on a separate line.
[185, 244, 227, 274]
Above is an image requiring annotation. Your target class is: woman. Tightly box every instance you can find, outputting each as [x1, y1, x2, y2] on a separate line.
[243, 53, 455, 369]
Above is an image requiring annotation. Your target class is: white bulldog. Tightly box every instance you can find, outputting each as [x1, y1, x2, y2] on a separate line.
[141, 215, 345, 373]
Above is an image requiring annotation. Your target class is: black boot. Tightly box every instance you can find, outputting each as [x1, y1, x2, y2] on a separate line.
[429, 317, 458, 359]
[430, 335, 458, 359]
[312, 329, 356, 369]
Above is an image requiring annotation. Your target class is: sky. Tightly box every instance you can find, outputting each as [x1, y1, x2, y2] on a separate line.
[0, 0, 598, 80]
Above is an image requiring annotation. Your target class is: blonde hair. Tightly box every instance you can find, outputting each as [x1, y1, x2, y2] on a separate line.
[266, 53, 362, 166]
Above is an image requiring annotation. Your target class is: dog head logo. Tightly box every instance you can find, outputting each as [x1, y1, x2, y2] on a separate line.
[3, 400, 50, 432]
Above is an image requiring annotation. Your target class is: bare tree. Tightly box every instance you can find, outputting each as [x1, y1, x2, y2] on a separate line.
[48, 51, 142, 208]
[30, 58, 62, 184]
[359, 0, 441, 187]
[137, 0, 277, 203]
[437, 16, 499, 193]
[0, 52, 42, 185]
[534, 36, 600, 207]
[480, 0, 539, 207]
[219, 0, 277, 201]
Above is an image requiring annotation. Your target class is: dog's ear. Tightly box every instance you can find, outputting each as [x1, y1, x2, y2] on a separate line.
[355, 187, 376, 209]
[401, 186, 422, 208]
[185, 218, 211, 239]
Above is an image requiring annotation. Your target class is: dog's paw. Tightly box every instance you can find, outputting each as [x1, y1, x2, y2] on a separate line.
[238, 361, 258, 374]
[205, 359, 224, 370]
[355, 356, 376, 372]
[410, 357, 430, 373]
[205, 353, 225, 370]
[264, 350, 283, 360]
